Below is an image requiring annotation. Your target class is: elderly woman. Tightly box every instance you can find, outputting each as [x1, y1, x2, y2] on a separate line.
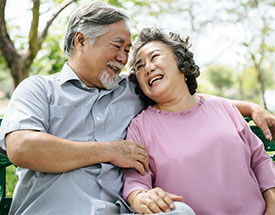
[122, 27, 275, 215]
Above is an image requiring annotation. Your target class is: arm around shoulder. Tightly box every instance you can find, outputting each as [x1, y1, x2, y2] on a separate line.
[227, 99, 275, 141]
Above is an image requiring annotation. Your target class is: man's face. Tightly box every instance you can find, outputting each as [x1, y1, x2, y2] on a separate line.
[78, 20, 131, 89]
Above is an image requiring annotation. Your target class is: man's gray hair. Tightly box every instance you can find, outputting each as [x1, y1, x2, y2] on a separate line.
[64, 2, 129, 55]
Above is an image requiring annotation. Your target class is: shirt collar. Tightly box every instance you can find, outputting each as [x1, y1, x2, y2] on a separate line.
[59, 63, 80, 85]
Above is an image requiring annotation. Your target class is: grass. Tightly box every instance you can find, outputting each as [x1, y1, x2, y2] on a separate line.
[6, 165, 17, 197]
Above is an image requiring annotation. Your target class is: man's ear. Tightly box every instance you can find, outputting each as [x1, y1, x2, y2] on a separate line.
[74, 32, 86, 50]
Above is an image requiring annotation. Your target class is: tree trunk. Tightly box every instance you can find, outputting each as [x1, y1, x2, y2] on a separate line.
[0, 0, 77, 90]
[10, 57, 30, 88]
[255, 66, 267, 109]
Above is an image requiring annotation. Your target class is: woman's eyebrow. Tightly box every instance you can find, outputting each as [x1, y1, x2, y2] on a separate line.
[134, 49, 160, 67]
[134, 58, 142, 67]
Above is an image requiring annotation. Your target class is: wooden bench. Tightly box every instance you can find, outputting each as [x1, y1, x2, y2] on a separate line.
[0, 117, 12, 214]
[0, 117, 274, 214]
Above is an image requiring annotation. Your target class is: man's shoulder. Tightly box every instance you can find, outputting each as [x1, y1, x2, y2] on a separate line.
[20, 73, 60, 88]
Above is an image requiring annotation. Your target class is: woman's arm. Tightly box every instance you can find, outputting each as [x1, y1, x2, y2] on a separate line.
[263, 188, 275, 215]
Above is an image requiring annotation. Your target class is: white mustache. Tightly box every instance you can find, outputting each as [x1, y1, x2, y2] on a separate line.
[107, 61, 124, 71]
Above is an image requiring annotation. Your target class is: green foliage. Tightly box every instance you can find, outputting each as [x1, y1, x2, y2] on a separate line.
[6, 165, 17, 197]
[0, 54, 13, 98]
[206, 64, 235, 97]
[31, 34, 67, 76]
[31, 14, 68, 76]
[105, 0, 124, 7]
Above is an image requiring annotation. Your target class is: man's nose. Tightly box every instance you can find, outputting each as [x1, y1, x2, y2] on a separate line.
[116, 51, 128, 65]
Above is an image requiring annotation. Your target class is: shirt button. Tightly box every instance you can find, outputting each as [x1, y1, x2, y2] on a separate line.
[96, 116, 100, 121]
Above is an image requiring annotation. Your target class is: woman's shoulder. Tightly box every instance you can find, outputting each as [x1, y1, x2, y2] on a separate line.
[204, 95, 233, 106]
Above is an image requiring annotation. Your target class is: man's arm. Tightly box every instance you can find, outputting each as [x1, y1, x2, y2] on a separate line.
[6, 130, 149, 174]
[232, 100, 275, 142]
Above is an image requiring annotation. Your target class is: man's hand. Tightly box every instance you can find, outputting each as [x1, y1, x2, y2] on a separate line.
[129, 187, 183, 214]
[108, 140, 149, 175]
[251, 105, 275, 142]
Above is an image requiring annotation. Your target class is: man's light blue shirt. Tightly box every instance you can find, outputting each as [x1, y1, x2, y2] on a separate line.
[0, 63, 144, 214]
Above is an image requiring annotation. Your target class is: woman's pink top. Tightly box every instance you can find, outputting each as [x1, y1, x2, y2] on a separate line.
[123, 96, 275, 214]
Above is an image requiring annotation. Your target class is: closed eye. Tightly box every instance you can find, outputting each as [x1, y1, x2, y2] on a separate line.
[112, 44, 120, 49]
[152, 54, 159, 60]
[136, 64, 144, 71]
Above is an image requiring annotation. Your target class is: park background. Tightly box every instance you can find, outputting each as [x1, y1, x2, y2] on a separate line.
[0, 0, 275, 196]
[0, 0, 275, 115]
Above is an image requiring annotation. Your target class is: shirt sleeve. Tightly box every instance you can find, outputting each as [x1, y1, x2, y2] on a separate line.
[122, 117, 154, 200]
[224, 101, 275, 192]
[0, 76, 49, 155]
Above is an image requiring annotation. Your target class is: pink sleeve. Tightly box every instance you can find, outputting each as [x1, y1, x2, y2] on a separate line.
[122, 118, 154, 200]
[226, 102, 275, 192]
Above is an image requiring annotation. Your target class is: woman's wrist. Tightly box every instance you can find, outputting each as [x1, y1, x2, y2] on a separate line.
[128, 190, 146, 211]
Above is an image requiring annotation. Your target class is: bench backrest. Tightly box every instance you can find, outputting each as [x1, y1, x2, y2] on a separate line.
[245, 117, 275, 160]
[0, 117, 13, 214]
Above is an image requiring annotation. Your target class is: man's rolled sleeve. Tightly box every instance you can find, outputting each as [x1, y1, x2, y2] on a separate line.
[0, 76, 49, 155]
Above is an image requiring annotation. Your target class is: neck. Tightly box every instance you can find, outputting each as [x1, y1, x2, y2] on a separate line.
[153, 94, 199, 112]
[68, 58, 98, 89]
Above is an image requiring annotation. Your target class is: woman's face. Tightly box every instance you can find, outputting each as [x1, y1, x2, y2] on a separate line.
[134, 41, 186, 103]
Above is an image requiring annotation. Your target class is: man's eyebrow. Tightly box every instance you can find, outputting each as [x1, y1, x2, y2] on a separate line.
[112, 38, 132, 47]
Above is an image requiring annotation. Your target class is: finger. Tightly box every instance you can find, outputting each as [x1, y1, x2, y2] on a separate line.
[154, 196, 172, 212]
[155, 189, 174, 211]
[148, 189, 172, 212]
[136, 141, 146, 150]
[168, 193, 184, 202]
[141, 205, 154, 214]
[257, 120, 272, 141]
[137, 153, 150, 172]
[134, 161, 145, 175]
[143, 198, 163, 213]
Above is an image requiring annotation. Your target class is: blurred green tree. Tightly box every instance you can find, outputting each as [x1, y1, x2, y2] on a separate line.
[206, 64, 235, 97]
[0, 0, 77, 89]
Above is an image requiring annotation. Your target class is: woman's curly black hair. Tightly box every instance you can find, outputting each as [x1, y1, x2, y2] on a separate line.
[128, 27, 200, 107]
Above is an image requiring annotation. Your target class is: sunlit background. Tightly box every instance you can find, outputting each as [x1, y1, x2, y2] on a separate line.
[0, 0, 274, 115]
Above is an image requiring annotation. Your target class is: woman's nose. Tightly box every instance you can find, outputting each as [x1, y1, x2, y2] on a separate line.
[145, 63, 155, 75]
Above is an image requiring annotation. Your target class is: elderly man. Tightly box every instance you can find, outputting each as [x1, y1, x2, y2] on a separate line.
[0, 2, 274, 215]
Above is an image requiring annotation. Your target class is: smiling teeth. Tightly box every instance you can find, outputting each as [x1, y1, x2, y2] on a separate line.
[107, 62, 124, 73]
[108, 65, 119, 72]
[149, 75, 163, 86]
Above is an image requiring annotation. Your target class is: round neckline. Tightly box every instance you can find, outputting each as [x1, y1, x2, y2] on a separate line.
[147, 96, 205, 117]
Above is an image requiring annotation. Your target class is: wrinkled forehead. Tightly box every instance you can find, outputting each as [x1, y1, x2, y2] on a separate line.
[135, 41, 170, 61]
[107, 20, 131, 44]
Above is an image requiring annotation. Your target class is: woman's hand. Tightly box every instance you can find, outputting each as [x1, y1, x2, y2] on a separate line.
[263, 188, 275, 215]
[128, 187, 183, 214]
